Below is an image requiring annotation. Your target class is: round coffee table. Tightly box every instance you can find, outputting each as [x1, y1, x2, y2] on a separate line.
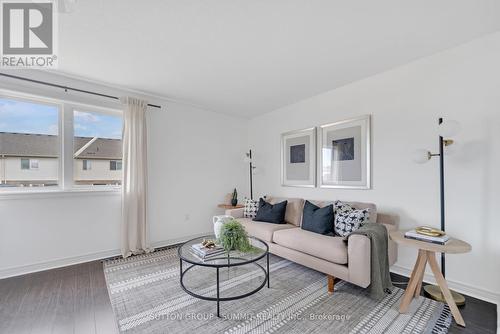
[178, 235, 269, 317]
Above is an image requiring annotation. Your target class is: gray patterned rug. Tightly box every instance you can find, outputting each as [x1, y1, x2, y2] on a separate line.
[103, 247, 451, 334]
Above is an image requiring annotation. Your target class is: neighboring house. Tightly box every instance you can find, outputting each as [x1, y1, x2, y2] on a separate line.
[0, 132, 122, 187]
[73, 135, 123, 186]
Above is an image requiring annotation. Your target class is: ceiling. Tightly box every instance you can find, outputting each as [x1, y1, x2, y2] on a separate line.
[57, 0, 500, 117]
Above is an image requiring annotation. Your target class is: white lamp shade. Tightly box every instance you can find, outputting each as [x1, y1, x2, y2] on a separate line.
[412, 149, 431, 164]
[438, 120, 461, 138]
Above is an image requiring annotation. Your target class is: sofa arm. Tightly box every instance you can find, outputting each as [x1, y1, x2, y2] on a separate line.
[347, 234, 371, 288]
[225, 207, 244, 218]
[348, 224, 398, 288]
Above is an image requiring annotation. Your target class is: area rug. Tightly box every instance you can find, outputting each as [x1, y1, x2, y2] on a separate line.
[103, 247, 451, 334]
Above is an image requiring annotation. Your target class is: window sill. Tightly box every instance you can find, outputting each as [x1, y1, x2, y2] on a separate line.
[0, 187, 121, 200]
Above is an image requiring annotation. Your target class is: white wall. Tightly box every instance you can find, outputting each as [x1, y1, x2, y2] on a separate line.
[0, 71, 248, 277]
[0, 192, 122, 275]
[248, 32, 500, 303]
[147, 95, 248, 245]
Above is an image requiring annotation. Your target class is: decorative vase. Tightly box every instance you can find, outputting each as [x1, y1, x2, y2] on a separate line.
[231, 198, 238, 206]
[213, 215, 233, 239]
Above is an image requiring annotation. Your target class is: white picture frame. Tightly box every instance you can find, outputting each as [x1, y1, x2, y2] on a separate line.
[281, 127, 316, 187]
[318, 115, 371, 189]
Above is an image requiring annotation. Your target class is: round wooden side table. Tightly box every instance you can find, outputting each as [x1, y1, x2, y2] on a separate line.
[389, 230, 471, 327]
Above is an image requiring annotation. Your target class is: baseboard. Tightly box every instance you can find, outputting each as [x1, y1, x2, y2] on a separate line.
[150, 231, 212, 250]
[391, 264, 500, 306]
[0, 231, 212, 280]
[0, 249, 121, 280]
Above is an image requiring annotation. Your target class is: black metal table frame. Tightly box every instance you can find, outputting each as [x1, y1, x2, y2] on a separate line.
[178, 236, 270, 317]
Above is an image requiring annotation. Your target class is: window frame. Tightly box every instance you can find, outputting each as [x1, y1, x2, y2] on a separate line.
[20, 158, 39, 170]
[20, 158, 30, 170]
[29, 159, 39, 169]
[82, 159, 91, 171]
[70, 106, 123, 190]
[109, 160, 122, 171]
[0, 90, 123, 194]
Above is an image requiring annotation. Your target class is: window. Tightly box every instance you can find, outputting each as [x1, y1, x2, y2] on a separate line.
[20, 158, 39, 170]
[82, 160, 91, 170]
[73, 110, 122, 186]
[110, 160, 122, 171]
[0, 92, 122, 192]
[0, 96, 59, 187]
[30, 159, 39, 169]
[21, 158, 30, 170]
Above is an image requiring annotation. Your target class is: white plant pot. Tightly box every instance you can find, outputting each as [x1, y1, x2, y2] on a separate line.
[213, 215, 233, 239]
[214, 221, 224, 239]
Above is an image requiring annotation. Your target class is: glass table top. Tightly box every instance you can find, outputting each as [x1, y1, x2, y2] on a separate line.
[178, 235, 268, 267]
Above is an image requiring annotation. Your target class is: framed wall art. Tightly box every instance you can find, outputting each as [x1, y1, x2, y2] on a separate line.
[281, 127, 316, 187]
[318, 115, 371, 189]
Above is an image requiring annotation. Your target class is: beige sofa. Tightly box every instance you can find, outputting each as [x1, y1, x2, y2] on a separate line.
[226, 196, 397, 292]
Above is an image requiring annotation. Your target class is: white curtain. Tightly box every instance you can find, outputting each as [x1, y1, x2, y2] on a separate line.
[121, 97, 153, 257]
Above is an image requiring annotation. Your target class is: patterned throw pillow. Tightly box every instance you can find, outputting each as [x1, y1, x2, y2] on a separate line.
[333, 200, 370, 237]
[243, 198, 259, 218]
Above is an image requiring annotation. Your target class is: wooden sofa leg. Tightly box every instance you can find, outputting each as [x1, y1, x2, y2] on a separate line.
[327, 275, 335, 294]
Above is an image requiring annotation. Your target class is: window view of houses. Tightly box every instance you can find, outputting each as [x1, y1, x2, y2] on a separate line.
[0, 97, 122, 188]
[73, 136, 122, 186]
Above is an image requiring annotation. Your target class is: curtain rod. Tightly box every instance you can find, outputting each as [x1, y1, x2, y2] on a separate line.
[0, 72, 162, 109]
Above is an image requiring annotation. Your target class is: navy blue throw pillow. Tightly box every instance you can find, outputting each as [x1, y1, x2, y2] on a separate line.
[301, 200, 334, 235]
[253, 198, 287, 224]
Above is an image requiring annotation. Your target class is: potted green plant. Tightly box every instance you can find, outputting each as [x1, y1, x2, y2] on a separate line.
[219, 219, 252, 252]
[231, 188, 238, 206]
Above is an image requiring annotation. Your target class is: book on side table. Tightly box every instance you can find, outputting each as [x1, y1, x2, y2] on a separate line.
[404, 229, 450, 245]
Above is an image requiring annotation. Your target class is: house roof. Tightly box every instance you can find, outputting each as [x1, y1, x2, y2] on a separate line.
[0, 132, 122, 159]
[74, 136, 122, 159]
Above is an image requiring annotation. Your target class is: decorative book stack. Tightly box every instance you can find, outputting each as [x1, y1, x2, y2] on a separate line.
[191, 243, 225, 259]
[404, 229, 450, 245]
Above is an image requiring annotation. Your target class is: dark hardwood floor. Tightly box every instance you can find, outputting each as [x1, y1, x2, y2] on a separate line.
[0, 261, 118, 334]
[391, 272, 498, 334]
[0, 262, 496, 333]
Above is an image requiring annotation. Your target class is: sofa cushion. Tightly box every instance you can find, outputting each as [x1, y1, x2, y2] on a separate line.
[268, 197, 305, 226]
[333, 200, 370, 237]
[301, 200, 334, 235]
[253, 198, 287, 224]
[309, 200, 377, 223]
[273, 228, 348, 264]
[243, 198, 258, 218]
[238, 218, 296, 243]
